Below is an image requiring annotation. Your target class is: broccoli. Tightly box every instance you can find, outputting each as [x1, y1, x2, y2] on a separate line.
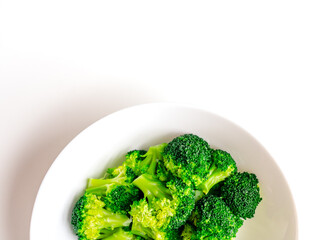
[189, 195, 243, 240]
[162, 134, 212, 187]
[106, 165, 138, 182]
[181, 223, 196, 240]
[129, 173, 195, 240]
[71, 193, 132, 240]
[124, 150, 147, 176]
[71, 133, 263, 240]
[138, 143, 167, 175]
[85, 165, 141, 214]
[86, 165, 137, 195]
[156, 159, 173, 182]
[220, 172, 262, 219]
[102, 184, 142, 214]
[198, 149, 237, 194]
[94, 227, 147, 240]
[124, 144, 167, 176]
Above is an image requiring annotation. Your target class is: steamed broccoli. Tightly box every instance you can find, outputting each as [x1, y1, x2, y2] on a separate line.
[86, 165, 137, 195]
[124, 150, 147, 176]
[138, 143, 167, 175]
[189, 195, 243, 240]
[85, 165, 141, 214]
[124, 144, 167, 176]
[129, 173, 195, 240]
[198, 149, 237, 194]
[181, 223, 196, 240]
[71, 133, 263, 240]
[96, 227, 146, 240]
[220, 172, 262, 219]
[102, 184, 142, 214]
[162, 134, 212, 187]
[71, 193, 132, 240]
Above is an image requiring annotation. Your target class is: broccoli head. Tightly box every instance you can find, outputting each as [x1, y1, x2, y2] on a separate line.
[198, 149, 237, 194]
[189, 195, 243, 240]
[130, 174, 195, 240]
[85, 165, 142, 214]
[124, 150, 147, 176]
[138, 143, 167, 175]
[71, 193, 132, 240]
[220, 172, 262, 219]
[162, 134, 212, 187]
[102, 184, 142, 214]
[124, 144, 167, 177]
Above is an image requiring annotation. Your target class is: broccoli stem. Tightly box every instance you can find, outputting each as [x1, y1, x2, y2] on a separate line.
[86, 179, 120, 195]
[102, 228, 134, 240]
[86, 164, 131, 195]
[194, 190, 205, 202]
[131, 221, 155, 239]
[89, 208, 132, 229]
[198, 165, 235, 194]
[132, 173, 172, 203]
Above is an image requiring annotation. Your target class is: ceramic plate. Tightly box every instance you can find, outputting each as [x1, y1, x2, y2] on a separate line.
[30, 103, 297, 240]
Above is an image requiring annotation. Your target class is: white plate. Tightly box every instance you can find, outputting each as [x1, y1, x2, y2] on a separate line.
[30, 103, 297, 240]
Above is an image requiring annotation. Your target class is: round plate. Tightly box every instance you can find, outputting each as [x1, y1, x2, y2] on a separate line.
[30, 103, 297, 240]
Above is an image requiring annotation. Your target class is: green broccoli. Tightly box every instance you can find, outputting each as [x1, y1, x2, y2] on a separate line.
[189, 195, 243, 240]
[71, 133, 263, 240]
[129, 173, 195, 240]
[124, 144, 167, 176]
[71, 193, 132, 240]
[220, 172, 262, 219]
[181, 223, 196, 240]
[85, 165, 141, 214]
[162, 134, 212, 187]
[86, 165, 137, 195]
[102, 184, 142, 214]
[138, 143, 167, 175]
[124, 150, 147, 176]
[197, 149, 237, 194]
[96, 227, 147, 240]
[156, 159, 173, 182]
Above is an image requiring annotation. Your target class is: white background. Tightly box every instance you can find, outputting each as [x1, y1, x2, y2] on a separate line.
[0, 1, 332, 239]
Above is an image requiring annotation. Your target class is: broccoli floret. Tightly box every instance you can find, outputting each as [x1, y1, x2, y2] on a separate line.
[102, 185, 142, 214]
[156, 160, 173, 182]
[129, 174, 195, 240]
[106, 165, 138, 183]
[85, 165, 142, 214]
[86, 165, 137, 195]
[124, 150, 147, 176]
[198, 149, 237, 194]
[124, 144, 167, 177]
[189, 195, 243, 240]
[132, 173, 172, 203]
[138, 143, 167, 175]
[71, 193, 132, 240]
[220, 172, 262, 219]
[163, 134, 212, 187]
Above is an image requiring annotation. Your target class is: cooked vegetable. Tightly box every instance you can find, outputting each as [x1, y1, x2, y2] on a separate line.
[189, 195, 243, 240]
[197, 149, 237, 194]
[71, 193, 132, 240]
[220, 172, 262, 219]
[71, 133, 262, 240]
[129, 173, 195, 240]
[163, 134, 212, 187]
